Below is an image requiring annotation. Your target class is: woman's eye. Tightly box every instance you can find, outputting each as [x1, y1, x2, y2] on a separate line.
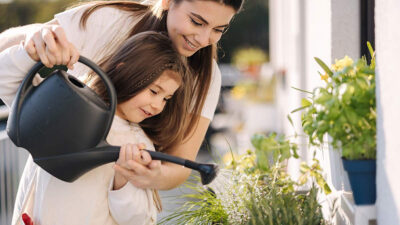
[214, 28, 225, 33]
[150, 89, 157, 95]
[190, 18, 202, 26]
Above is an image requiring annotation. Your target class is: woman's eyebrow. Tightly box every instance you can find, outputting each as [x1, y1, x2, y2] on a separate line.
[190, 13, 229, 28]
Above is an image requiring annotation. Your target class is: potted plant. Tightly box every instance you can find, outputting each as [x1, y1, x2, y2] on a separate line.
[293, 42, 376, 205]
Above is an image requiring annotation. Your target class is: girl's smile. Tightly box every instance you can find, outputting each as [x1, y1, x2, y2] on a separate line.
[140, 108, 153, 117]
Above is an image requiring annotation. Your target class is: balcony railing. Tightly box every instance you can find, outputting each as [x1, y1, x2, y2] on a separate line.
[0, 131, 28, 225]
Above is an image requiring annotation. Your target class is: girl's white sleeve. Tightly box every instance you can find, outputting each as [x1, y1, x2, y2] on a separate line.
[108, 179, 156, 225]
[0, 44, 37, 107]
[200, 60, 222, 121]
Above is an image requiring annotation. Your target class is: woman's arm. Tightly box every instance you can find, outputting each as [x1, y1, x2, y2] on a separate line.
[0, 24, 40, 52]
[158, 116, 211, 189]
[0, 19, 79, 69]
[0, 44, 37, 107]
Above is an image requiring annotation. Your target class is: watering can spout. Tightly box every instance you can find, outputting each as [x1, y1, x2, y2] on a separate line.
[34, 144, 219, 185]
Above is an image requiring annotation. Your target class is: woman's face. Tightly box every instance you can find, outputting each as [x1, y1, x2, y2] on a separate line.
[116, 70, 181, 123]
[164, 0, 236, 57]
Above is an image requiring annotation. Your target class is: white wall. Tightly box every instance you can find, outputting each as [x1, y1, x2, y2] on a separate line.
[375, 0, 400, 224]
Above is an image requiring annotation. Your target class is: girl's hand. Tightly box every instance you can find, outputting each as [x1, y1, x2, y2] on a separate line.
[113, 145, 162, 190]
[113, 143, 156, 190]
[24, 23, 79, 70]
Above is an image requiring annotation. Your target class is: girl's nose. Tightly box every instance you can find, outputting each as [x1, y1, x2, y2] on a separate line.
[150, 98, 164, 113]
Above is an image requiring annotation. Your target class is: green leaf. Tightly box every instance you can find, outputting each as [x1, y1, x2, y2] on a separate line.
[291, 106, 309, 113]
[367, 41, 374, 59]
[301, 98, 312, 107]
[291, 86, 313, 95]
[314, 57, 333, 76]
[287, 115, 295, 128]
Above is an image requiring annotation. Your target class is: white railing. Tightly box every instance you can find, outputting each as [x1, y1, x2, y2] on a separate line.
[0, 131, 28, 225]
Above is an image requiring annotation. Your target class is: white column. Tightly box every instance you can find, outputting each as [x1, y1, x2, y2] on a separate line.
[375, 0, 400, 224]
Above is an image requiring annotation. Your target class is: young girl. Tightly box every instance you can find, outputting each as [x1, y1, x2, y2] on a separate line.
[0, 31, 192, 224]
[0, 0, 244, 191]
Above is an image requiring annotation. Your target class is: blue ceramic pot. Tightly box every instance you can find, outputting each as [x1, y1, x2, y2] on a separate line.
[342, 158, 376, 205]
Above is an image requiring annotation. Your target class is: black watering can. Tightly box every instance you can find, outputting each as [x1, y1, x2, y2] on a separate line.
[6, 56, 218, 185]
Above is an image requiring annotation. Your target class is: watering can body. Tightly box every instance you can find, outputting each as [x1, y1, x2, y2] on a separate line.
[8, 70, 110, 158]
[7, 57, 117, 182]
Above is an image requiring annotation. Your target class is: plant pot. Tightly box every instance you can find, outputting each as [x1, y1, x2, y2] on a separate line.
[342, 158, 376, 205]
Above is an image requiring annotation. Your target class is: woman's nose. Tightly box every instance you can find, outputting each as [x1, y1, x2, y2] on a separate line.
[195, 29, 212, 47]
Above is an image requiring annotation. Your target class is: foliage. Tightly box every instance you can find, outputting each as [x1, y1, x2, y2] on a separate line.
[158, 177, 229, 225]
[232, 47, 268, 69]
[230, 78, 276, 103]
[0, 0, 77, 32]
[246, 184, 327, 225]
[159, 133, 330, 225]
[293, 43, 376, 160]
[251, 133, 298, 170]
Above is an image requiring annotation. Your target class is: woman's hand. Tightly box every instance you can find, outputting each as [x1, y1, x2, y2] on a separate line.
[23, 23, 79, 70]
[113, 143, 162, 190]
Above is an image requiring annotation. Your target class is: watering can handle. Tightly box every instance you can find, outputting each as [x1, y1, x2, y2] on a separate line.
[12, 56, 117, 144]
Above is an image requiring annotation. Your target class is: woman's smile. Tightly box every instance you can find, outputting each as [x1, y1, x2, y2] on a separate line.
[183, 36, 198, 51]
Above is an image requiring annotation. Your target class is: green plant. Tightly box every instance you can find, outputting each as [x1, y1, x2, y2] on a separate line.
[293, 43, 376, 160]
[158, 177, 229, 225]
[251, 133, 299, 171]
[246, 184, 327, 225]
[159, 133, 330, 225]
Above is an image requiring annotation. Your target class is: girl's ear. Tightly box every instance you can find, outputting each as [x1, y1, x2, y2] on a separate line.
[161, 0, 172, 10]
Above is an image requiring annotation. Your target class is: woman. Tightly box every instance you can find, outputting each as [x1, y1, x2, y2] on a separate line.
[0, 0, 244, 191]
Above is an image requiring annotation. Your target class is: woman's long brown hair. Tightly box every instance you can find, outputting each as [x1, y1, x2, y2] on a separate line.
[78, 0, 244, 149]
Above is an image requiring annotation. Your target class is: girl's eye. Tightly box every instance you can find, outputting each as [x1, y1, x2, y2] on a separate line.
[190, 18, 202, 26]
[150, 89, 157, 95]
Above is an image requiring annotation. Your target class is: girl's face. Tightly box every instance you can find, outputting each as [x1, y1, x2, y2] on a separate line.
[164, 0, 236, 57]
[116, 70, 181, 123]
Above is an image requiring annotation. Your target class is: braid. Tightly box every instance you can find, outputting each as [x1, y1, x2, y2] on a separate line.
[133, 62, 178, 89]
